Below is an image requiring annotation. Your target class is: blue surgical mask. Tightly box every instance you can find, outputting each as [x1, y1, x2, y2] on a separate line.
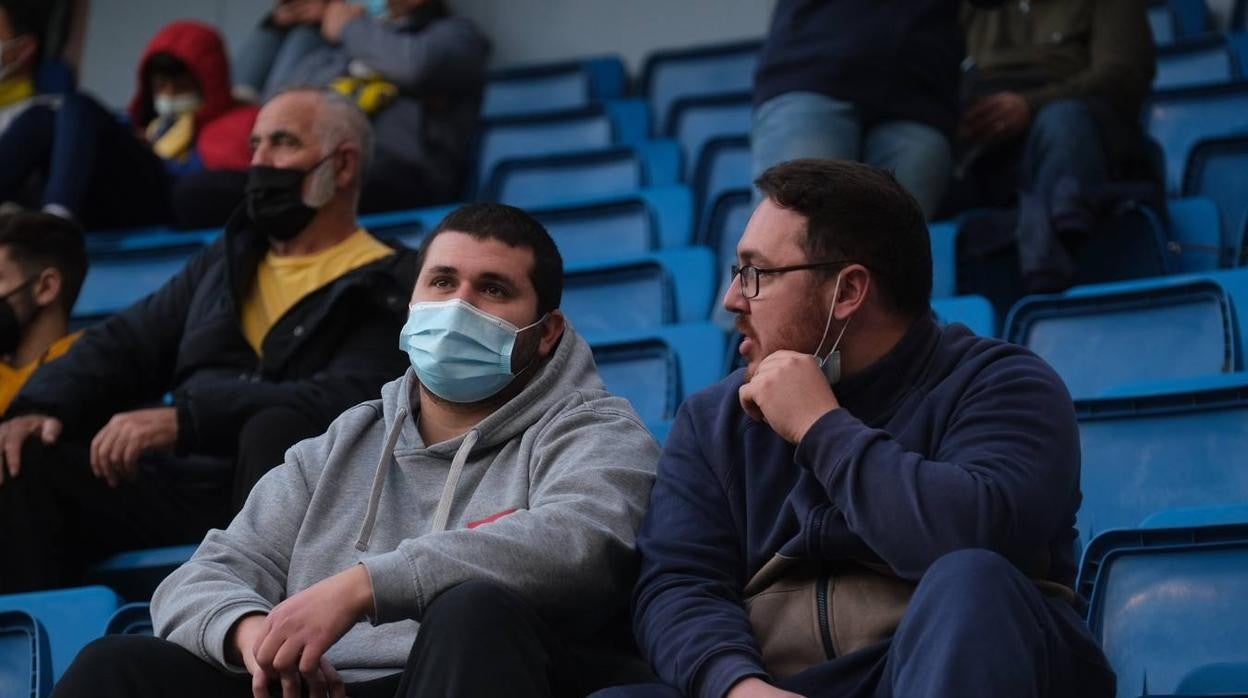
[400, 299, 546, 403]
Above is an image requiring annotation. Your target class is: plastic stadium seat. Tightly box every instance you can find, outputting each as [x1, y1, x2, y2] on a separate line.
[104, 603, 153, 637]
[85, 545, 198, 603]
[1149, 2, 1177, 45]
[529, 186, 693, 264]
[1078, 520, 1248, 698]
[474, 100, 650, 195]
[1184, 136, 1248, 267]
[75, 241, 206, 320]
[1167, 196, 1225, 272]
[929, 221, 958, 299]
[585, 322, 727, 423]
[1234, 30, 1248, 66]
[0, 586, 121, 682]
[931, 295, 996, 337]
[563, 247, 716, 333]
[692, 135, 751, 238]
[1004, 269, 1248, 399]
[1155, 36, 1235, 90]
[640, 40, 761, 135]
[482, 56, 627, 119]
[1072, 373, 1248, 551]
[0, 611, 51, 698]
[483, 140, 681, 208]
[668, 93, 752, 180]
[703, 188, 753, 288]
[1143, 82, 1248, 194]
[1147, 0, 1209, 45]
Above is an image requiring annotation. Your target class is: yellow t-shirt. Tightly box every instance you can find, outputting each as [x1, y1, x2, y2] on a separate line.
[0, 330, 84, 416]
[241, 228, 394, 355]
[0, 77, 34, 110]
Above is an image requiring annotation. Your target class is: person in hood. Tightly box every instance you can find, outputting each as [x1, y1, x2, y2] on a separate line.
[0, 212, 86, 416]
[0, 20, 258, 229]
[606, 160, 1114, 698]
[0, 88, 413, 593]
[233, 0, 489, 213]
[52, 202, 661, 698]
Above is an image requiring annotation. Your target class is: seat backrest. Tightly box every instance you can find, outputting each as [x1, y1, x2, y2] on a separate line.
[586, 321, 726, 422]
[1079, 522, 1248, 698]
[1149, 2, 1176, 44]
[563, 260, 675, 333]
[1074, 375, 1248, 550]
[475, 109, 617, 192]
[0, 611, 51, 698]
[693, 135, 752, 238]
[1185, 136, 1248, 266]
[1168, 196, 1226, 272]
[482, 56, 626, 119]
[704, 189, 753, 284]
[932, 295, 996, 337]
[670, 94, 753, 180]
[1144, 82, 1248, 193]
[535, 197, 657, 263]
[1006, 276, 1238, 399]
[489, 148, 646, 209]
[0, 586, 121, 682]
[641, 41, 760, 135]
[104, 603, 154, 637]
[1155, 37, 1235, 90]
[929, 221, 958, 298]
[76, 242, 204, 320]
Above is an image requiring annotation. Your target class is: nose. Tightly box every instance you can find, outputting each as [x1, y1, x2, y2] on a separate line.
[722, 273, 749, 315]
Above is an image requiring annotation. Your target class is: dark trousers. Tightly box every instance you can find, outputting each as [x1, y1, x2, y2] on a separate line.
[53, 580, 646, 697]
[0, 92, 173, 229]
[0, 407, 321, 593]
[596, 549, 1116, 698]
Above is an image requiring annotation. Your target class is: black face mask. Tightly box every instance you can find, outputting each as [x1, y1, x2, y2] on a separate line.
[245, 156, 333, 242]
[0, 279, 33, 357]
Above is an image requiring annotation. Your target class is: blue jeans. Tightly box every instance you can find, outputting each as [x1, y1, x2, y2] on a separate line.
[751, 91, 953, 219]
[233, 24, 327, 102]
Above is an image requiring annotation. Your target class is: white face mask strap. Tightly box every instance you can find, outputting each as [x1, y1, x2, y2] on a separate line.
[814, 273, 845, 366]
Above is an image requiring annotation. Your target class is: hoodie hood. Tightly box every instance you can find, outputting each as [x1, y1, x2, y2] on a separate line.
[128, 21, 236, 129]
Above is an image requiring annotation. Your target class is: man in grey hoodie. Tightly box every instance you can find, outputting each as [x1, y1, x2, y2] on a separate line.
[53, 203, 660, 698]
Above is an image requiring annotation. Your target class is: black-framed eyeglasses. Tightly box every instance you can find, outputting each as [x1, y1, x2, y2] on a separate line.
[730, 260, 857, 299]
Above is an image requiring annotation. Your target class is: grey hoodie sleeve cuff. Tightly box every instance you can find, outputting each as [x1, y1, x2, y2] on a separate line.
[200, 600, 273, 674]
[362, 550, 426, 625]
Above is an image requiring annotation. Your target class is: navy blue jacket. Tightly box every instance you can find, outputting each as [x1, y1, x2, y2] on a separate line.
[632, 317, 1083, 698]
[754, 0, 995, 140]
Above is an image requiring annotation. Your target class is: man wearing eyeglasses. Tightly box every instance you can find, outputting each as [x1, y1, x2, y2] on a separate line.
[610, 159, 1113, 698]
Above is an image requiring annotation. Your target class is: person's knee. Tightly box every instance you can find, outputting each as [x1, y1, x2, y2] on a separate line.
[423, 579, 533, 634]
[914, 548, 1026, 609]
[1030, 99, 1097, 144]
[56, 635, 151, 688]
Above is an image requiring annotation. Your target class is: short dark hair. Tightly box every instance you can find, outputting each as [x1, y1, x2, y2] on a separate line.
[754, 159, 932, 318]
[0, 212, 87, 313]
[416, 203, 564, 317]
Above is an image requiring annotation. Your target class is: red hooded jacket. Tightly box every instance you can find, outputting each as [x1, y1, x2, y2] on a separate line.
[127, 21, 259, 171]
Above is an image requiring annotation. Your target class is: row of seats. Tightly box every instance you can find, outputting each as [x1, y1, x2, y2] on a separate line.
[1148, 0, 1248, 45]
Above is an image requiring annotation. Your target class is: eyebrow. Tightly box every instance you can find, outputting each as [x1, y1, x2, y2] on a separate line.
[249, 129, 303, 148]
[737, 249, 771, 266]
[426, 266, 523, 290]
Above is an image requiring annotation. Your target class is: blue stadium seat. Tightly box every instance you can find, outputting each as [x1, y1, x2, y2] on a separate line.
[104, 603, 153, 637]
[668, 93, 753, 180]
[529, 186, 693, 264]
[1078, 520, 1248, 698]
[0, 610, 51, 698]
[474, 100, 650, 195]
[1155, 36, 1236, 90]
[1072, 372, 1248, 551]
[1184, 136, 1248, 267]
[85, 545, 198, 603]
[1005, 268, 1248, 399]
[75, 241, 206, 320]
[483, 140, 681, 208]
[692, 135, 751, 238]
[1144, 81, 1248, 194]
[702, 188, 752, 288]
[482, 56, 627, 119]
[1147, 0, 1209, 45]
[929, 221, 958, 299]
[640, 40, 760, 135]
[1149, 1, 1177, 45]
[0, 586, 121, 682]
[931, 295, 996, 337]
[359, 206, 449, 249]
[563, 247, 716, 333]
[1168, 196, 1225, 272]
[585, 322, 727, 423]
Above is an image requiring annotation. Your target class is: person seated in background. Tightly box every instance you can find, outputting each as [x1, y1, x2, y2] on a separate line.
[0, 88, 414, 593]
[608, 160, 1114, 698]
[957, 0, 1156, 293]
[234, 0, 490, 213]
[0, 212, 85, 416]
[53, 203, 660, 698]
[0, 0, 59, 139]
[0, 20, 258, 230]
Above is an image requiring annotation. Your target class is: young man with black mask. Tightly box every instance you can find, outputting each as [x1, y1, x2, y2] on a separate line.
[0, 211, 86, 416]
[53, 203, 660, 698]
[0, 88, 414, 593]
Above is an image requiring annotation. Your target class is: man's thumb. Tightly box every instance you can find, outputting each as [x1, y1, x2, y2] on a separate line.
[41, 418, 62, 444]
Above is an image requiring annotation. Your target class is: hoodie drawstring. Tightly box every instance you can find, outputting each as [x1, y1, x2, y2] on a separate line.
[355, 407, 407, 552]
[430, 429, 479, 534]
